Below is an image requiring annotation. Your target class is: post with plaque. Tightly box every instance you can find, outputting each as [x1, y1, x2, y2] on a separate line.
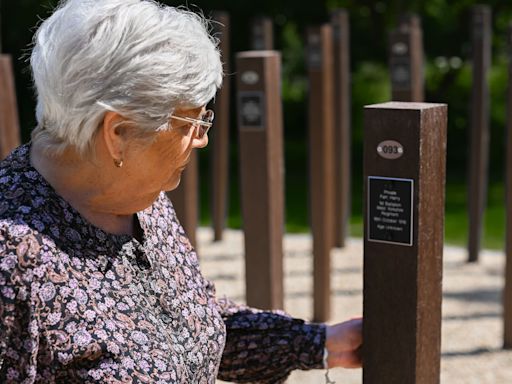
[307, 25, 335, 322]
[389, 14, 424, 102]
[363, 102, 447, 383]
[251, 17, 273, 51]
[210, 11, 231, 242]
[0, 34, 21, 159]
[504, 23, 512, 350]
[467, 5, 491, 263]
[331, 9, 351, 248]
[167, 152, 199, 248]
[236, 51, 284, 310]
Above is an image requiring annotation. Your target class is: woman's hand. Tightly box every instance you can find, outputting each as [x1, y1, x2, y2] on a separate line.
[325, 317, 363, 369]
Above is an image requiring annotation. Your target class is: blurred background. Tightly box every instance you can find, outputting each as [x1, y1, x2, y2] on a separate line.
[1, 0, 512, 248]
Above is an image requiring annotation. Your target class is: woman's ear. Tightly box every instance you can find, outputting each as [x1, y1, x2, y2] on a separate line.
[102, 111, 128, 160]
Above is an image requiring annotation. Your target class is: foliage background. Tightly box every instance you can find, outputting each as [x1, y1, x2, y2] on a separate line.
[2, 0, 512, 248]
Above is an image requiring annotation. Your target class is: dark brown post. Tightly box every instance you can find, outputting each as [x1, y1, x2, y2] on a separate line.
[504, 23, 512, 350]
[236, 51, 284, 310]
[467, 5, 491, 263]
[251, 17, 273, 50]
[389, 14, 424, 102]
[0, 55, 21, 160]
[363, 102, 447, 384]
[330, 9, 351, 248]
[210, 11, 231, 242]
[307, 25, 335, 322]
[167, 151, 198, 248]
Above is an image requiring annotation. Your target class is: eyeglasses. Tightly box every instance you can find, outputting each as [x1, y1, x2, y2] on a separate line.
[171, 109, 214, 138]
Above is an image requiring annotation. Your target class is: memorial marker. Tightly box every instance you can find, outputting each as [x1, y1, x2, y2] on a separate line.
[251, 17, 273, 51]
[504, 22, 512, 350]
[307, 25, 335, 322]
[236, 51, 284, 310]
[467, 5, 491, 263]
[331, 9, 351, 248]
[389, 14, 424, 102]
[0, 24, 21, 159]
[210, 11, 231, 241]
[167, 151, 198, 248]
[363, 102, 447, 384]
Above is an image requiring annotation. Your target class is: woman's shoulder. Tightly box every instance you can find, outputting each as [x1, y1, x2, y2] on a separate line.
[0, 144, 48, 219]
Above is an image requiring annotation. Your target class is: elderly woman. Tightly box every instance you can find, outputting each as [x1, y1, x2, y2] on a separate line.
[0, 0, 362, 383]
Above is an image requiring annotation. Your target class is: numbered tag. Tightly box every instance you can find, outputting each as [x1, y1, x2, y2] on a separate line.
[377, 140, 404, 159]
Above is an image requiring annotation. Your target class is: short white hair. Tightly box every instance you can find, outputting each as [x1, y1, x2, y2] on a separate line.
[30, 0, 223, 156]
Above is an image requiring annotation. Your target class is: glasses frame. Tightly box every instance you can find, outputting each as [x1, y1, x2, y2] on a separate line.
[171, 109, 214, 138]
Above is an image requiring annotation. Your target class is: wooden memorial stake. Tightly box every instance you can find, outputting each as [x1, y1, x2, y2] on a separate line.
[236, 51, 284, 310]
[389, 14, 424, 102]
[167, 152, 198, 248]
[0, 50, 21, 159]
[363, 102, 447, 384]
[307, 25, 335, 322]
[467, 5, 491, 263]
[331, 9, 351, 248]
[210, 11, 231, 242]
[251, 17, 273, 51]
[504, 23, 512, 350]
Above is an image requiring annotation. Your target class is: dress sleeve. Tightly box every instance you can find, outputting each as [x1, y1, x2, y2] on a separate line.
[0, 228, 39, 383]
[206, 280, 326, 383]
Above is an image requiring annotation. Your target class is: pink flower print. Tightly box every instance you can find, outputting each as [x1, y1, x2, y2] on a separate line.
[107, 342, 120, 354]
[47, 312, 62, 325]
[39, 282, 56, 301]
[66, 300, 78, 314]
[0, 255, 17, 271]
[121, 357, 135, 370]
[6, 367, 19, 380]
[84, 310, 96, 321]
[1, 286, 15, 300]
[73, 329, 92, 347]
[131, 330, 149, 345]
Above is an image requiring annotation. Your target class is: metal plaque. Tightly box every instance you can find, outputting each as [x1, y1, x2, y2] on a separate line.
[377, 140, 404, 159]
[238, 92, 265, 130]
[390, 57, 411, 90]
[307, 34, 322, 69]
[368, 176, 414, 246]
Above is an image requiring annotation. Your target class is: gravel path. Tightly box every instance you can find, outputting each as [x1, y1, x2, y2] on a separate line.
[195, 228, 512, 384]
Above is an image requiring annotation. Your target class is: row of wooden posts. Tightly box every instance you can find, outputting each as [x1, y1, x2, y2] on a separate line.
[0, 5, 511, 383]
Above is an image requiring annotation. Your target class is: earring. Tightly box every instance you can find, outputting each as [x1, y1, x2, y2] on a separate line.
[113, 158, 124, 168]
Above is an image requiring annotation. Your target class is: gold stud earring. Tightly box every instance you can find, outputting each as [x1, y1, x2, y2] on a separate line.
[113, 158, 124, 168]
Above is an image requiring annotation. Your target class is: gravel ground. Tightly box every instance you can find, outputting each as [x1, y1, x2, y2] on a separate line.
[195, 228, 512, 384]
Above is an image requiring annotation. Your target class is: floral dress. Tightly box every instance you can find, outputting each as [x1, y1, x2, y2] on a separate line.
[0, 144, 325, 384]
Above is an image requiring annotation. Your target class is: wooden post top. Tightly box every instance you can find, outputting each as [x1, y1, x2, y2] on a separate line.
[236, 50, 280, 59]
[365, 101, 446, 110]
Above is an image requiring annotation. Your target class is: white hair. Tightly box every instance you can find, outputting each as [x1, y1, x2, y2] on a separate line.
[30, 0, 223, 156]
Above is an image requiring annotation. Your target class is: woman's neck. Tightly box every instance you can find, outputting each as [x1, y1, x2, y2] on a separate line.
[30, 143, 141, 236]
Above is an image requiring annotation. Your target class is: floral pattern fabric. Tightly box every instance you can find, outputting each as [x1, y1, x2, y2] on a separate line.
[0, 144, 325, 384]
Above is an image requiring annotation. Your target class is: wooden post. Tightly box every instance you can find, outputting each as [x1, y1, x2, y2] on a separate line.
[467, 5, 491, 263]
[504, 23, 512, 350]
[0, 54, 21, 160]
[210, 11, 231, 242]
[251, 17, 273, 51]
[167, 151, 198, 248]
[331, 9, 351, 248]
[307, 25, 335, 322]
[236, 51, 284, 310]
[389, 14, 424, 102]
[363, 102, 447, 384]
